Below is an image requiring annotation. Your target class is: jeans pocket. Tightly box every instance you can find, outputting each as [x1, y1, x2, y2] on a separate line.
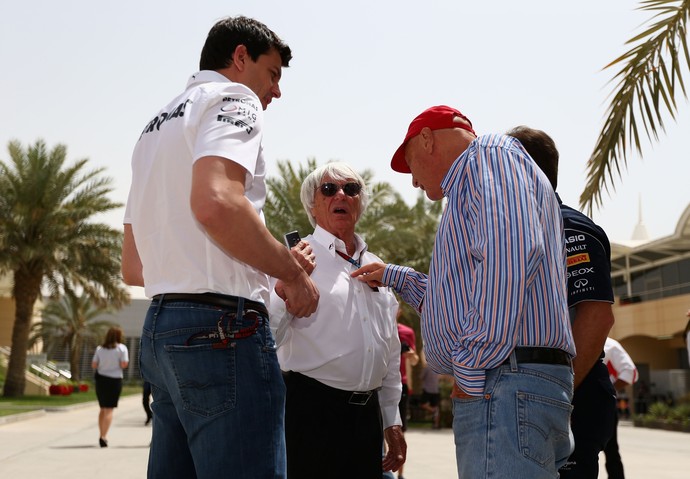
[258, 321, 277, 352]
[517, 391, 573, 468]
[165, 343, 237, 417]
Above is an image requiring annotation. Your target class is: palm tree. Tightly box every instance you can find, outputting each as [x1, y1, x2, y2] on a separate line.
[264, 158, 318, 240]
[30, 289, 116, 382]
[0, 140, 129, 397]
[581, 0, 690, 213]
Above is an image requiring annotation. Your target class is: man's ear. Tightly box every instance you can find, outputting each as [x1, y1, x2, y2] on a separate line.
[420, 127, 435, 153]
[231, 44, 249, 72]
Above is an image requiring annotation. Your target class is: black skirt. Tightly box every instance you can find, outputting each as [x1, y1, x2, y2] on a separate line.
[94, 371, 123, 408]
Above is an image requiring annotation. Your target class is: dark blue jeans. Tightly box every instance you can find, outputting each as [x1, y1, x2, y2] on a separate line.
[140, 298, 286, 478]
[560, 360, 617, 479]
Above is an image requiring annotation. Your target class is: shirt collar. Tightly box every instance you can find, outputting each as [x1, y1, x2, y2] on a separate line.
[186, 70, 230, 88]
[311, 225, 368, 259]
[440, 138, 477, 197]
[185, 70, 259, 105]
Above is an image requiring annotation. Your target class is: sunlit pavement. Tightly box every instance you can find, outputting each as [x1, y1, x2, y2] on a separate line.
[1, 395, 688, 478]
[403, 419, 690, 479]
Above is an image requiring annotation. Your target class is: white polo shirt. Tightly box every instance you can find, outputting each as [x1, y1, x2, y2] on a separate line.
[92, 344, 129, 379]
[269, 226, 403, 428]
[124, 71, 270, 304]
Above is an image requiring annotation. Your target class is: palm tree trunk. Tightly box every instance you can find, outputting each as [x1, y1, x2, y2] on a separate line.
[70, 336, 82, 382]
[2, 267, 42, 397]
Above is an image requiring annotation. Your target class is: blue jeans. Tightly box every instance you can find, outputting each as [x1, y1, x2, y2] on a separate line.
[140, 298, 286, 479]
[452, 356, 574, 479]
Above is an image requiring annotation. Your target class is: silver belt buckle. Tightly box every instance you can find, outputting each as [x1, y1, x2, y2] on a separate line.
[348, 391, 372, 406]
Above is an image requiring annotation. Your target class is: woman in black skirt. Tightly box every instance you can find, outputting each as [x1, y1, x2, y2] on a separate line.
[91, 326, 129, 447]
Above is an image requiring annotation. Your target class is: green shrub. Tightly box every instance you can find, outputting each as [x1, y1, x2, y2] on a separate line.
[668, 403, 690, 423]
[647, 401, 671, 419]
[638, 400, 690, 428]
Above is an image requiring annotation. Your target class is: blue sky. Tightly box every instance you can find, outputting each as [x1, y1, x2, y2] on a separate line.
[1, 0, 688, 246]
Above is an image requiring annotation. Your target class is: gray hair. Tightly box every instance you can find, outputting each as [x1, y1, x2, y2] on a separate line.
[300, 162, 369, 227]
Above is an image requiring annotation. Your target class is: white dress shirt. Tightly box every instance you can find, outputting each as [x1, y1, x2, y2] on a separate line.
[269, 225, 402, 428]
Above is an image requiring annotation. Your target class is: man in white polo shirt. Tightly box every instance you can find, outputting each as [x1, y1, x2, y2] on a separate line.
[121, 16, 318, 479]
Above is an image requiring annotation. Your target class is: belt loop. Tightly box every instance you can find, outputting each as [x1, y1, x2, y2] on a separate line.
[150, 294, 165, 334]
[509, 350, 518, 371]
[236, 296, 245, 318]
[153, 294, 165, 316]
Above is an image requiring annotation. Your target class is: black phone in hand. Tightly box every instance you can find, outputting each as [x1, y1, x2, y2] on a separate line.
[284, 231, 301, 248]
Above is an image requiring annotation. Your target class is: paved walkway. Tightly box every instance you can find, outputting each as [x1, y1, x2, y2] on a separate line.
[1, 394, 688, 478]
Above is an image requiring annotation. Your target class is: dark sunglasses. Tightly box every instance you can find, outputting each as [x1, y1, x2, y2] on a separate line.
[318, 182, 362, 197]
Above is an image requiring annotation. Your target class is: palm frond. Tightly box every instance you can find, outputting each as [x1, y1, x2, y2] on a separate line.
[581, 0, 690, 214]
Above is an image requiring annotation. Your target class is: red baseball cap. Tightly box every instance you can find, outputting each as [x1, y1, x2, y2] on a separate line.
[390, 105, 476, 173]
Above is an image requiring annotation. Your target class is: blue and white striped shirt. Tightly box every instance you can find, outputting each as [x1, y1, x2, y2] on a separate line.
[383, 134, 575, 395]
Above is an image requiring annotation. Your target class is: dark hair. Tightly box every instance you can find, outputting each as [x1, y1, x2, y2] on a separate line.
[199, 16, 292, 71]
[507, 126, 559, 190]
[102, 327, 124, 349]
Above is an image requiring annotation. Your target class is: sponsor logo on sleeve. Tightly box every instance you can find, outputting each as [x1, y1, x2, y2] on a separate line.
[565, 234, 585, 244]
[216, 98, 258, 134]
[222, 96, 259, 111]
[566, 244, 587, 253]
[216, 114, 254, 134]
[566, 266, 594, 279]
[570, 276, 595, 295]
[567, 253, 591, 267]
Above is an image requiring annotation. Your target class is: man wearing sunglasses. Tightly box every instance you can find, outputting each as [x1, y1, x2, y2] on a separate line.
[353, 106, 575, 479]
[269, 162, 406, 478]
[121, 16, 319, 479]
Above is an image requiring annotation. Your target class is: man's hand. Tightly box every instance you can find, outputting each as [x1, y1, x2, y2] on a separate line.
[274, 270, 319, 318]
[451, 382, 473, 399]
[289, 240, 316, 275]
[382, 425, 406, 472]
[351, 262, 387, 288]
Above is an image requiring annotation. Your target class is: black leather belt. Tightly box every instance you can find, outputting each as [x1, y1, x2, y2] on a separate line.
[152, 293, 268, 316]
[287, 372, 380, 407]
[502, 347, 572, 366]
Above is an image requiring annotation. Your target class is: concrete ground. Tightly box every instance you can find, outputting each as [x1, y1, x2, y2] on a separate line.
[1, 394, 688, 478]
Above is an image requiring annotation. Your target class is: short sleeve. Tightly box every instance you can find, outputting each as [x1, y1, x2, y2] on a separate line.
[193, 87, 263, 179]
[564, 225, 614, 307]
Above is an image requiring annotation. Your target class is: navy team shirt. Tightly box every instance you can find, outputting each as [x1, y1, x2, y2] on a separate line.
[558, 194, 614, 310]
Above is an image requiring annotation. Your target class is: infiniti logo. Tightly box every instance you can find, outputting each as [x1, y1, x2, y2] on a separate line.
[574, 279, 589, 288]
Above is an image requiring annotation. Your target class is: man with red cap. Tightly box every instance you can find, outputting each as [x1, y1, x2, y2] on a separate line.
[353, 106, 575, 479]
